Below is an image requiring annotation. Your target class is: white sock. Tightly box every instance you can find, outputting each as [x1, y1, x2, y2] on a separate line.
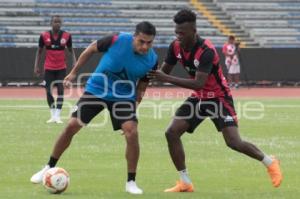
[179, 169, 192, 184]
[50, 109, 55, 118]
[262, 155, 273, 167]
[55, 109, 61, 119]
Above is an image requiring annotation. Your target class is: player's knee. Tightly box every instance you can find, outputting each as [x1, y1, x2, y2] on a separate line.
[123, 128, 138, 139]
[165, 128, 180, 142]
[122, 121, 138, 138]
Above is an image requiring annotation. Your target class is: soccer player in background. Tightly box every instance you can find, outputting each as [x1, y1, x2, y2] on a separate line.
[30, 21, 158, 194]
[222, 35, 241, 89]
[149, 9, 282, 192]
[34, 15, 76, 123]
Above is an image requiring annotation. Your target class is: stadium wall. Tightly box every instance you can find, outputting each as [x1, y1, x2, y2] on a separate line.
[0, 48, 299, 84]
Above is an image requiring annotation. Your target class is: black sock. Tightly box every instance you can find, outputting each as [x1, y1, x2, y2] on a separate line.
[127, 172, 136, 182]
[47, 156, 58, 168]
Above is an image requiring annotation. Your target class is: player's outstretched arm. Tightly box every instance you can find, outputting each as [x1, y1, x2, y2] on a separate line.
[149, 47, 214, 90]
[149, 70, 208, 90]
[160, 61, 175, 74]
[63, 41, 98, 87]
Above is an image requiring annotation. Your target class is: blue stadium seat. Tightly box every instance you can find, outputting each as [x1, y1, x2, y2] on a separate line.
[0, 0, 231, 48]
[215, 0, 300, 47]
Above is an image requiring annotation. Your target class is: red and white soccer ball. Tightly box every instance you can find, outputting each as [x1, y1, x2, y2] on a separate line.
[42, 167, 70, 194]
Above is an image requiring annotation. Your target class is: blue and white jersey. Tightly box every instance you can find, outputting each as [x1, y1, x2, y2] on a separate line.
[85, 33, 157, 101]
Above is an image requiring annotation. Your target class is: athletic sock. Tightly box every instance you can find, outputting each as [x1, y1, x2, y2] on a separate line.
[127, 172, 136, 182]
[179, 169, 192, 184]
[55, 109, 62, 119]
[262, 155, 273, 167]
[47, 156, 58, 168]
[50, 108, 56, 118]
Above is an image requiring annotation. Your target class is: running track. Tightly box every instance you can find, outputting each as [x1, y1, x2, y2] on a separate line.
[0, 87, 299, 99]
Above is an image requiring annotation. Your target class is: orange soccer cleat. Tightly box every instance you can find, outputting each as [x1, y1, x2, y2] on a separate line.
[164, 180, 194, 192]
[267, 156, 283, 187]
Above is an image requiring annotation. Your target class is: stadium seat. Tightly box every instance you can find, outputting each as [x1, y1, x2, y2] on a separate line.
[0, 0, 227, 48]
[215, 0, 300, 47]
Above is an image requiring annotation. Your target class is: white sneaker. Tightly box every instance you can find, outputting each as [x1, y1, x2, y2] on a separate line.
[46, 117, 56, 123]
[55, 117, 63, 124]
[30, 165, 50, 184]
[125, 180, 143, 194]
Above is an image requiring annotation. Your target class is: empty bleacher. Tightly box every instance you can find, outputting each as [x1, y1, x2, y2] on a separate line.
[0, 0, 228, 48]
[1, 0, 299, 48]
[215, 0, 300, 48]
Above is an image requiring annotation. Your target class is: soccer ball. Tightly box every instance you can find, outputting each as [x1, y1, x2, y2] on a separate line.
[42, 167, 70, 194]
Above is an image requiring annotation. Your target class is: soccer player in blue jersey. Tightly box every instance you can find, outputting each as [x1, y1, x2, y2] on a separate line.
[30, 21, 158, 194]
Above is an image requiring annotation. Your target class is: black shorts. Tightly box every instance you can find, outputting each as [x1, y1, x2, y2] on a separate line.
[44, 69, 66, 88]
[175, 96, 238, 133]
[71, 92, 137, 131]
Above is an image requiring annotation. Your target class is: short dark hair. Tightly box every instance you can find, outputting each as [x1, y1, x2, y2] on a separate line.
[229, 35, 235, 40]
[51, 15, 61, 22]
[173, 9, 196, 24]
[135, 21, 156, 36]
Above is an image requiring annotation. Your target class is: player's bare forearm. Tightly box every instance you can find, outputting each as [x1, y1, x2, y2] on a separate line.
[69, 41, 98, 75]
[34, 48, 43, 68]
[163, 75, 204, 90]
[68, 48, 77, 67]
[34, 48, 43, 76]
[149, 70, 208, 90]
[160, 62, 174, 74]
[136, 79, 149, 105]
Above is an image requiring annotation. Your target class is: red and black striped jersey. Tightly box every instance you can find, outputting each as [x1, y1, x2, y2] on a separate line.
[39, 30, 72, 70]
[165, 36, 231, 99]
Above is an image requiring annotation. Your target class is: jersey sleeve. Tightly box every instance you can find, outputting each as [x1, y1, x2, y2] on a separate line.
[164, 41, 177, 65]
[38, 34, 44, 48]
[66, 34, 72, 48]
[197, 48, 214, 74]
[97, 34, 118, 52]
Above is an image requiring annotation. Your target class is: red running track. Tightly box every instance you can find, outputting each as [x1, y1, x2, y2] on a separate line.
[0, 87, 300, 99]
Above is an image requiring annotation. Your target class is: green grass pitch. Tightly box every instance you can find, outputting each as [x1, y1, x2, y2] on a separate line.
[0, 98, 299, 199]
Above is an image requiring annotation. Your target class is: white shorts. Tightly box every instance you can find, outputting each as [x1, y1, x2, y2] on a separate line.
[225, 55, 240, 74]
